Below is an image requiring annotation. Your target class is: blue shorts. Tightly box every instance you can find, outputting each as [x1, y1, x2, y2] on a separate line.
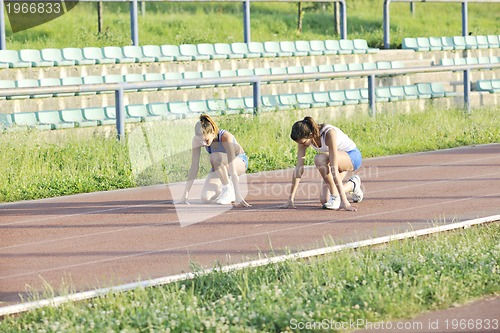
[347, 148, 362, 171]
[238, 153, 249, 170]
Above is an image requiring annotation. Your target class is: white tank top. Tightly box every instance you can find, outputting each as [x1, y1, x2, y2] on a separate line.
[311, 125, 356, 153]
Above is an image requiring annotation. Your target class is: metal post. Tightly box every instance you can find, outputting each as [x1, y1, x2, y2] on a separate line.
[115, 87, 126, 141]
[383, 0, 391, 49]
[130, 0, 139, 46]
[410, 2, 415, 16]
[462, 0, 468, 36]
[0, 0, 6, 50]
[243, 0, 251, 43]
[339, 0, 347, 40]
[368, 74, 376, 117]
[252, 79, 261, 115]
[464, 68, 471, 114]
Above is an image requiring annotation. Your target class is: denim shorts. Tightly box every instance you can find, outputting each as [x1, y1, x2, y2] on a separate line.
[238, 153, 249, 170]
[347, 148, 362, 171]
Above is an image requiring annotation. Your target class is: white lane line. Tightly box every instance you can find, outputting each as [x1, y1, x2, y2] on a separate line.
[0, 215, 498, 317]
[2, 190, 499, 280]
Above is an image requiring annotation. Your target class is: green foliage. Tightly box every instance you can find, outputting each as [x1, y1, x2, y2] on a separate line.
[1, 224, 498, 332]
[4, 1, 499, 49]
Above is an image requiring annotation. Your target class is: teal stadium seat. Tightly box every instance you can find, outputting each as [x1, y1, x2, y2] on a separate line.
[41, 48, 76, 66]
[179, 44, 210, 61]
[389, 86, 406, 101]
[62, 48, 96, 65]
[248, 42, 277, 57]
[331, 64, 347, 72]
[261, 95, 283, 111]
[329, 90, 347, 105]
[188, 100, 210, 114]
[415, 83, 435, 98]
[375, 87, 391, 102]
[82, 107, 115, 126]
[14, 79, 43, 99]
[38, 78, 61, 97]
[13, 112, 52, 129]
[286, 66, 304, 82]
[197, 43, 228, 60]
[226, 97, 250, 114]
[402, 38, 418, 51]
[264, 41, 292, 57]
[310, 40, 334, 55]
[486, 35, 499, 48]
[465, 36, 478, 50]
[270, 67, 287, 84]
[339, 39, 357, 54]
[141, 45, 174, 62]
[82, 47, 116, 64]
[403, 85, 421, 99]
[82, 76, 104, 95]
[60, 108, 99, 127]
[37, 110, 75, 129]
[122, 46, 155, 63]
[126, 104, 162, 122]
[354, 39, 378, 53]
[19, 49, 54, 67]
[168, 101, 190, 117]
[147, 103, 174, 120]
[279, 41, 308, 57]
[103, 74, 123, 83]
[416, 37, 431, 51]
[295, 92, 318, 108]
[344, 89, 366, 104]
[0, 80, 15, 100]
[279, 94, 309, 109]
[103, 46, 136, 63]
[428, 37, 443, 51]
[0, 50, 32, 67]
[324, 40, 341, 54]
[214, 43, 243, 59]
[452, 36, 467, 50]
[440, 37, 455, 51]
[312, 91, 342, 107]
[362, 62, 377, 70]
[295, 40, 322, 56]
[206, 99, 226, 114]
[161, 45, 192, 61]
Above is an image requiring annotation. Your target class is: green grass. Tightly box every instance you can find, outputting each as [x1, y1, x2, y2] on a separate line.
[1, 223, 498, 332]
[1, 107, 499, 203]
[3, 1, 499, 49]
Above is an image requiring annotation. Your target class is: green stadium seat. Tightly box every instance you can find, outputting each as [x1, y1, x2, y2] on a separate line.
[452, 36, 467, 50]
[248, 42, 277, 57]
[141, 45, 174, 62]
[126, 104, 161, 122]
[403, 85, 422, 99]
[168, 101, 190, 117]
[440, 37, 455, 51]
[347, 63, 363, 71]
[428, 37, 443, 51]
[122, 46, 155, 63]
[60, 108, 99, 127]
[37, 110, 75, 129]
[313, 91, 343, 107]
[279, 94, 309, 109]
[0, 50, 32, 67]
[375, 87, 391, 102]
[103, 46, 136, 63]
[389, 86, 405, 101]
[41, 48, 76, 66]
[161, 45, 192, 61]
[465, 36, 478, 49]
[62, 48, 96, 65]
[416, 83, 435, 98]
[188, 100, 210, 114]
[354, 39, 378, 53]
[19, 49, 54, 67]
[147, 103, 178, 120]
[296, 92, 320, 108]
[324, 40, 341, 54]
[362, 62, 377, 70]
[295, 40, 322, 56]
[214, 43, 243, 59]
[309, 40, 333, 55]
[475, 36, 490, 49]
[264, 41, 292, 57]
[474, 80, 494, 92]
[329, 90, 347, 105]
[279, 41, 308, 57]
[261, 95, 283, 110]
[345, 89, 367, 104]
[402, 38, 418, 50]
[12, 112, 51, 129]
[82, 47, 116, 64]
[331, 64, 347, 72]
[197, 43, 228, 60]
[416, 37, 431, 51]
[103, 74, 123, 83]
[179, 44, 210, 61]
[486, 35, 499, 48]
[338, 39, 357, 54]
[207, 99, 226, 114]
[430, 82, 455, 97]
[226, 97, 250, 114]
[82, 107, 115, 126]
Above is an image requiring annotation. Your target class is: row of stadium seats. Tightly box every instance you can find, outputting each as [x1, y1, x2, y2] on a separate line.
[473, 79, 500, 93]
[440, 56, 499, 66]
[0, 61, 404, 99]
[1, 82, 456, 131]
[0, 39, 378, 68]
[402, 35, 500, 52]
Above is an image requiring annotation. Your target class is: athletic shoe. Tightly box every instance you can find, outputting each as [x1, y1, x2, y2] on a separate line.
[216, 180, 235, 205]
[323, 194, 340, 210]
[349, 175, 364, 203]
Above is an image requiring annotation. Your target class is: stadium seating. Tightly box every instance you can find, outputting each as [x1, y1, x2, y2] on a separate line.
[402, 35, 500, 51]
[473, 79, 500, 93]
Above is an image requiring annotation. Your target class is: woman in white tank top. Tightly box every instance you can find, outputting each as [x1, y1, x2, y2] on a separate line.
[280, 116, 363, 210]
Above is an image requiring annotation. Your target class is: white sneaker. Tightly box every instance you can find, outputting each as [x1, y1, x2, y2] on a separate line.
[323, 194, 340, 210]
[216, 181, 235, 205]
[349, 175, 364, 203]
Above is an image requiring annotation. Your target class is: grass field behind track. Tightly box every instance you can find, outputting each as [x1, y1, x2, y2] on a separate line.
[1, 223, 498, 332]
[3, 1, 499, 49]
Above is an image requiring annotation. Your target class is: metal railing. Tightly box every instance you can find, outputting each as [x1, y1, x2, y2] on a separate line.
[383, 0, 500, 49]
[1, 63, 498, 139]
[0, 0, 347, 50]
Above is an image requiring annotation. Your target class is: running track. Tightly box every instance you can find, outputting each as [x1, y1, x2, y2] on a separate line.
[1, 144, 499, 307]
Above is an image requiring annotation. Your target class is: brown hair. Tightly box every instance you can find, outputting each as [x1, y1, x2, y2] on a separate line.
[195, 114, 219, 136]
[290, 116, 320, 141]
